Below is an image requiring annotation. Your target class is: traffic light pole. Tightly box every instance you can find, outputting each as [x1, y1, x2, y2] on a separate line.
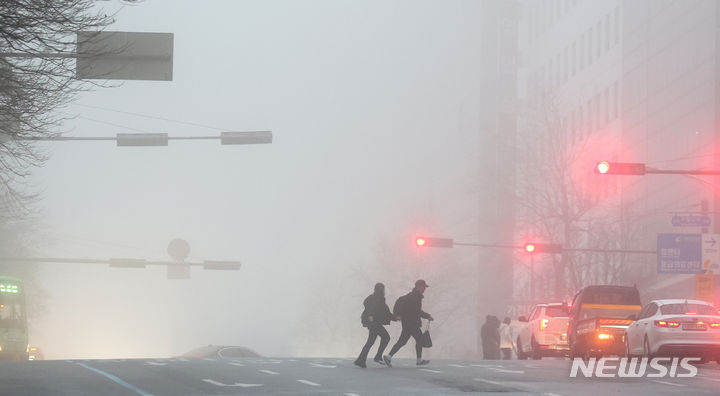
[530, 254, 535, 302]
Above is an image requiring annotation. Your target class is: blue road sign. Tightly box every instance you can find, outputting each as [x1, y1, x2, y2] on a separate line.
[657, 233, 703, 274]
[671, 214, 711, 227]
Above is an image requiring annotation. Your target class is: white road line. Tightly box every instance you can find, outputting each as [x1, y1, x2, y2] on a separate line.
[344, 393, 360, 396]
[259, 369, 279, 375]
[471, 364, 502, 368]
[288, 359, 297, 362]
[418, 368, 442, 373]
[228, 362, 245, 367]
[542, 393, 563, 396]
[491, 368, 525, 374]
[651, 380, 686, 387]
[297, 379, 321, 387]
[448, 364, 465, 368]
[177, 358, 189, 362]
[202, 358, 216, 362]
[474, 378, 505, 386]
[310, 363, 337, 368]
[703, 378, 720, 382]
[76, 362, 154, 396]
[144, 362, 167, 366]
[202, 379, 262, 388]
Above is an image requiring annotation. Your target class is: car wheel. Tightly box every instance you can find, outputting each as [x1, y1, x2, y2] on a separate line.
[516, 338, 527, 360]
[531, 337, 543, 360]
[643, 336, 653, 359]
[624, 336, 632, 358]
[570, 341, 586, 361]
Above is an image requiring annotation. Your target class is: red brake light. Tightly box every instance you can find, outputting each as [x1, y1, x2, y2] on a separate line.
[525, 243, 536, 253]
[710, 323, 720, 328]
[415, 238, 426, 247]
[685, 312, 697, 315]
[654, 320, 680, 328]
[597, 333, 612, 340]
[540, 318, 549, 331]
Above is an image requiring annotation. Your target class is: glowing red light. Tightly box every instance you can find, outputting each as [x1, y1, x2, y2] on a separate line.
[416, 238, 426, 247]
[525, 243, 536, 253]
[597, 161, 610, 174]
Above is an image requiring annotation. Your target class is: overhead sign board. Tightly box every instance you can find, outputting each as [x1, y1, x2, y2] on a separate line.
[672, 214, 711, 227]
[76, 31, 174, 81]
[702, 233, 720, 272]
[657, 233, 703, 274]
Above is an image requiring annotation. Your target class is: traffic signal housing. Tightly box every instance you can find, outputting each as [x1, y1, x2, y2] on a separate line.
[523, 243, 562, 254]
[594, 162, 646, 175]
[415, 237, 454, 248]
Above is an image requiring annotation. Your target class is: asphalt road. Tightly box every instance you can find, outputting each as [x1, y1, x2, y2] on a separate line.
[2, 356, 720, 395]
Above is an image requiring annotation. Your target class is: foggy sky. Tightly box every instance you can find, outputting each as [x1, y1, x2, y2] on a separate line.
[27, 0, 485, 359]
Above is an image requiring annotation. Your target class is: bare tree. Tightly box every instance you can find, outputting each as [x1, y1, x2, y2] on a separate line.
[0, 0, 139, 215]
[515, 93, 645, 301]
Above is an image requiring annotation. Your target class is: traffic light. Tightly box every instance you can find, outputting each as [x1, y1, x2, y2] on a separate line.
[415, 237, 454, 248]
[594, 162, 646, 175]
[523, 243, 562, 254]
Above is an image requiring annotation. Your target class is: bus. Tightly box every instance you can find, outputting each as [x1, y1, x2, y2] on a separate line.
[0, 277, 29, 360]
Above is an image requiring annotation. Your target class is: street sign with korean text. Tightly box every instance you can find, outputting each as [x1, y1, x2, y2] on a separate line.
[657, 233, 703, 274]
[672, 214, 712, 227]
[702, 233, 720, 273]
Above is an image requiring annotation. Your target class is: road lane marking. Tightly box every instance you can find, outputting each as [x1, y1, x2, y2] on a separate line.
[310, 363, 337, 368]
[471, 364, 502, 368]
[297, 379, 321, 386]
[474, 378, 505, 386]
[448, 364, 465, 368]
[144, 362, 167, 366]
[344, 393, 360, 396]
[228, 362, 245, 367]
[418, 368, 442, 373]
[491, 368, 525, 374]
[177, 358, 189, 362]
[651, 380, 686, 387]
[202, 379, 262, 388]
[203, 358, 216, 362]
[542, 393, 563, 396]
[76, 362, 154, 396]
[259, 369, 279, 375]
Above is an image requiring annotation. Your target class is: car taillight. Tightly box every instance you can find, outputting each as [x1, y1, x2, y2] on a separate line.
[710, 322, 720, 328]
[540, 319, 549, 331]
[597, 333, 612, 340]
[654, 320, 680, 328]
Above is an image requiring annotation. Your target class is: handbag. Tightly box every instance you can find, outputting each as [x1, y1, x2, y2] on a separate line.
[421, 320, 433, 348]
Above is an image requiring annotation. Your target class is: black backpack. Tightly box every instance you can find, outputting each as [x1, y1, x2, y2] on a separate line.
[393, 294, 407, 318]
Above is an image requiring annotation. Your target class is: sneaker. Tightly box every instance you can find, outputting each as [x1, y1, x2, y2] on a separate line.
[382, 354, 392, 367]
[373, 357, 386, 365]
[353, 360, 366, 368]
[416, 360, 430, 366]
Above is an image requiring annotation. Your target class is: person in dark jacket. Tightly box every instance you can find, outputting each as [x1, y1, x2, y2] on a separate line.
[383, 279, 434, 367]
[481, 315, 501, 360]
[354, 282, 393, 368]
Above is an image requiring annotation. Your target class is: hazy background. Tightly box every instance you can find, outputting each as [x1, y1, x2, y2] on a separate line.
[26, 0, 486, 359]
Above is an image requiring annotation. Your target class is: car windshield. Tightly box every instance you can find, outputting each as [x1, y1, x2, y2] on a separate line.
[660, 303, 717, 315]
[545, 306, 567, 317]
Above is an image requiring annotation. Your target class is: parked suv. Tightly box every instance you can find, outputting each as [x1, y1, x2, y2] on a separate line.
[516, 303, 570, 359]
[567, 285, 642, 359]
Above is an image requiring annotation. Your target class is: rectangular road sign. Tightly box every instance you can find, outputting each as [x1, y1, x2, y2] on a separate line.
[702, 233, 720, 273]
[672, 214, 711, 227]
[695, 274, 714, 302]
[657, 233, 703, 274]
[76, 31, 173, 81]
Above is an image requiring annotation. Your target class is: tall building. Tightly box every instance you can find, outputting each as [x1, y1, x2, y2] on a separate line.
[513, 0, 720, 303]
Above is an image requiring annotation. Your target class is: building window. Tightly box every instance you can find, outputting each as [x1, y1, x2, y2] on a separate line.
[564, 47, 568, 83]
[614, 6, 620, 45]
[597, 21, 602, 57]
[605, 14, 610, 51]
[588, 28, 593, 64]
[579, 34, 584, 70]
[613, 81, 619, 119]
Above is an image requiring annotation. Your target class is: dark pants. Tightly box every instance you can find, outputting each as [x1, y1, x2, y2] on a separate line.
[388, 325, 423, 359]
[501, 348, 512, 360]
[357, 323, 390, 363]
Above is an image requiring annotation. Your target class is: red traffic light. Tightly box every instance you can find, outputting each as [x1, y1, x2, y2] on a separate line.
[414, 236, 454, 248]
[594, 162, 646, 175]
[523, 242, 562, 254]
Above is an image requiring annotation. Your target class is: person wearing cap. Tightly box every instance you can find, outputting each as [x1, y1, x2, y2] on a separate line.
[383, 279, 434, 367]
[354, 282, 393, 368]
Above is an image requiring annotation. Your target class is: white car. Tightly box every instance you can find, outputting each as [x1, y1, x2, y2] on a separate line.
[516, 303, 569, 359]
[625, 299, 720, 362]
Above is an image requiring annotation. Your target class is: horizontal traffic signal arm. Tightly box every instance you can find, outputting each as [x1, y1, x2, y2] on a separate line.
[595, 161, 720, 176]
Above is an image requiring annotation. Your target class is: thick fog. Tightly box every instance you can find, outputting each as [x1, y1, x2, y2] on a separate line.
[26, 0, 488, 359]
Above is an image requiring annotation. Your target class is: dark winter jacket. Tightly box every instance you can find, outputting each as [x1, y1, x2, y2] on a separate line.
[394, 289, 430, 328]
[361, 293, 392, 327]
[481, 315, 501, 359]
